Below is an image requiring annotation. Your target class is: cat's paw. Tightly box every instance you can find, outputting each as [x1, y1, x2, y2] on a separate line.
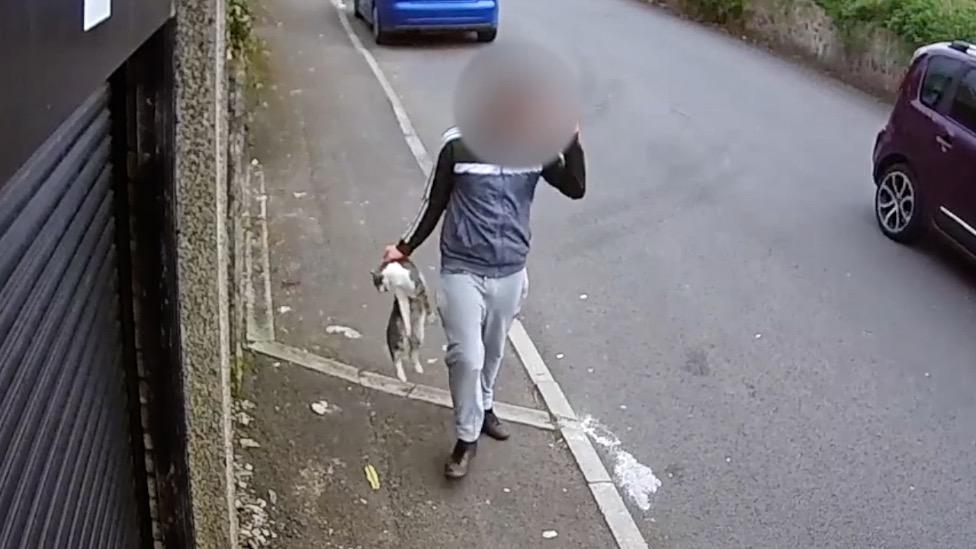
[413, 361, 425, 375]
[395, 362, 408, 383]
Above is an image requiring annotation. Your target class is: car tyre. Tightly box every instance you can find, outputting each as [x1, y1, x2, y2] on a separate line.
[373, 6, 393, 45]
[476, 28, 497, 43]
[875, 163, 927, 244]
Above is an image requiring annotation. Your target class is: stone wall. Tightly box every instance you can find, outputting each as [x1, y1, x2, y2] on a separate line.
[173, 0, 239, 545]
[228, 59, 250, 386]
[744, 0, 910, 96]
[652, 0, 913, 97]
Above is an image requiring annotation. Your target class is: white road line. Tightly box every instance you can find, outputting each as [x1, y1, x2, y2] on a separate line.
[249, 339, 555, 431]
[328, 4, 649, 548]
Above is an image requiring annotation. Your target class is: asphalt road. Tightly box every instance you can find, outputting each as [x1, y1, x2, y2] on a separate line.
[341, 0, 976, 547]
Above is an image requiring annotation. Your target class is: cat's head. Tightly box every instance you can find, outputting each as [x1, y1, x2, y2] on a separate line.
[370, 268, 388, 292]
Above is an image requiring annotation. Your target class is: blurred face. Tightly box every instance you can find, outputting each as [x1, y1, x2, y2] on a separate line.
[477, 83, 537, 139]
[454, 41, 581, 167]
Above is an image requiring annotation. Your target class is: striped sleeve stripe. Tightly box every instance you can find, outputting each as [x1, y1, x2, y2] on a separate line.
[453, 163, 542, 175]
[441, 126, 461, 144]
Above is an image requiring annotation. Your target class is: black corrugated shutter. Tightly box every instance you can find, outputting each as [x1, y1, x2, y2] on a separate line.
[0, 85, 142, 548]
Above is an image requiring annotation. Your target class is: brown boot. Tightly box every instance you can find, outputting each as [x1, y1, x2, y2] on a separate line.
[444, 440, 477, 479]
[481, 409, 510, 441]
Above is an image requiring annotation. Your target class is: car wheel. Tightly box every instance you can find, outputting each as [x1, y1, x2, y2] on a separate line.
[372, 6, 392, 45]
[353, 0, 363, 19]
[476, 28, 497, 43]
[875, 163, 927, 243]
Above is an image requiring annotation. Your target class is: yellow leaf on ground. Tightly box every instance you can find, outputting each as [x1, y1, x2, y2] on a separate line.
[364, 464, 380, 491]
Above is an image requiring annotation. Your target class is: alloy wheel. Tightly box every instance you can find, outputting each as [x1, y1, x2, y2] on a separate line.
[877, 170, 915, 234]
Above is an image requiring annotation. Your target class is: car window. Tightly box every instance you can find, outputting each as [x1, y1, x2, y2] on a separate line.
[920, 56, 962, 109]
[948, 69, 976, 133]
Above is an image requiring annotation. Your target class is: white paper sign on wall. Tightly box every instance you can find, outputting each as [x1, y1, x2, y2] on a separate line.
[83, 0, 111, 31]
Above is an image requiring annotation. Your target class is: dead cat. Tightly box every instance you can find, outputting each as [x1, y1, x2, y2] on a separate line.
[371, 259, 436, 383]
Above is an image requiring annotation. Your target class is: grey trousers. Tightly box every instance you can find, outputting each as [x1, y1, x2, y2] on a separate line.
[438, 269, 527, 443]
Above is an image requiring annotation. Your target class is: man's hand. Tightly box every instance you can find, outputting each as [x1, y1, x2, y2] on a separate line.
[382, 244, 406, 265]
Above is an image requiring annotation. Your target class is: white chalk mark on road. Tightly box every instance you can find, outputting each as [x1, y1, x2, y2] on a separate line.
[580, 416, 662, 512]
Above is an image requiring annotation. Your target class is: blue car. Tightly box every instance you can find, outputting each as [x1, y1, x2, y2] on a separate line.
[353, 0, 498, 45]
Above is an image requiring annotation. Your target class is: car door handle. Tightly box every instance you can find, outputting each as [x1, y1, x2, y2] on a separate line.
[936, 135, 954, 151]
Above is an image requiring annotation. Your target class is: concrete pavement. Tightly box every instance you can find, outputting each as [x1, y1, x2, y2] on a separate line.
[235, 355, 613, 548]
[246, 0, 976, 547]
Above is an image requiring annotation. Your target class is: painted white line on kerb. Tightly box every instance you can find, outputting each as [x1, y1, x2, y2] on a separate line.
[243, 201, 258, 340]
[328, 4, 649, 548]
[256, 169, 276, 339]
[249, 340, 555, 431]
[244, 164, 275, 343]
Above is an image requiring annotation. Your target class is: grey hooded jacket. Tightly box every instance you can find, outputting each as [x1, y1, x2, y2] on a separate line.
[396, 127, 586, 277]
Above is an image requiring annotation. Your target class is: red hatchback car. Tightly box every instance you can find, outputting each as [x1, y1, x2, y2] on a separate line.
[873, 40, 976, 254]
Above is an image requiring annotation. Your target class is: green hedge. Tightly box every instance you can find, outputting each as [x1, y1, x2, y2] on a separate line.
[816, 0, 976, 48]
[684, 0, 976, 48]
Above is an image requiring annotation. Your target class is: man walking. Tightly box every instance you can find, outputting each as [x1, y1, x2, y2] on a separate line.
[382, 109, 585, 478]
